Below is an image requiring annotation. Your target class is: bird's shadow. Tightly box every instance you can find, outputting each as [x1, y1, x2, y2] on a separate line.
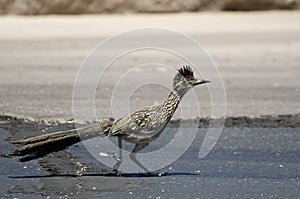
[8, 172, 201, 179]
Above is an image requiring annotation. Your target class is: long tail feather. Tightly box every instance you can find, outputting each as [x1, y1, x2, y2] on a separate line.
[11, 120, 113, 161]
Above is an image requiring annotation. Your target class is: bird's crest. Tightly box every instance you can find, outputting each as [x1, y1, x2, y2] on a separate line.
[173, 65, 195, 87]
[178, 65, 194, 79]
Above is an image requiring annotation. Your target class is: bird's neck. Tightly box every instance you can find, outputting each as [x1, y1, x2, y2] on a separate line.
[162, 90, 182, 120]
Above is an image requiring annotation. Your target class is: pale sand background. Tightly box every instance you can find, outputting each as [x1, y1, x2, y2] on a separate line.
[0, 11, 299, 120]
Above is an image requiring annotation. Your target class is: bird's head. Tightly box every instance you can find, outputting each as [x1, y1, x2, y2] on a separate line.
[173, 66, 209, 95]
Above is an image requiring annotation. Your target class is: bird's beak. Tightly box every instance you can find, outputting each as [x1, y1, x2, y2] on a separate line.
[193, 79, 210, 86]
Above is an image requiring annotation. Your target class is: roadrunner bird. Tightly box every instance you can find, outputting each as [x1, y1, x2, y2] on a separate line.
[12, 66, 209, 174]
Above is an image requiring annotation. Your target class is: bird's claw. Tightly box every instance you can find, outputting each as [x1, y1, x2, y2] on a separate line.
[113, 169, 121, 176]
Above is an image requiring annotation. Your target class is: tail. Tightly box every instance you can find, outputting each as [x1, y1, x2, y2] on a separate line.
[11, 120, 113, 162]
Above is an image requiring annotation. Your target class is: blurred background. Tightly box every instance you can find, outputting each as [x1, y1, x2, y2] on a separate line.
[1, 0, 299, 120]
[1, 0, 300, 14]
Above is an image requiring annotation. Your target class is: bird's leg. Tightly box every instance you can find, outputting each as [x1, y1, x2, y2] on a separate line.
[130, 143, 150, 173]
[112, 136, 123, 175]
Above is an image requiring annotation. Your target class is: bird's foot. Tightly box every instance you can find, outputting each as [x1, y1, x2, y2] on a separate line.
[113, 169, 121, 176]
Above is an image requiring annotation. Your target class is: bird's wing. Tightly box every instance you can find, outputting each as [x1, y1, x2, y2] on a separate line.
[108, 106, 158, 136]
[108, 115, 133, 136]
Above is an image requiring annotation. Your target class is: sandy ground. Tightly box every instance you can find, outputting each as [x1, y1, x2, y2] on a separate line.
[0, 11, 300, 120]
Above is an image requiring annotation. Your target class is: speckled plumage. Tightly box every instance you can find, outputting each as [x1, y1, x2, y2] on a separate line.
[108, 90, 181, 144]
[107, 66, 209, 174]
